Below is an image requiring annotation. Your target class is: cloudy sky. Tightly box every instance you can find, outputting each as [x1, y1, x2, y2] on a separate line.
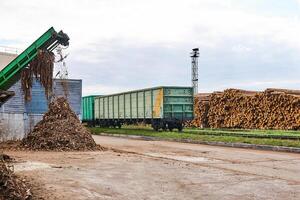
[1, 0, 300, 95]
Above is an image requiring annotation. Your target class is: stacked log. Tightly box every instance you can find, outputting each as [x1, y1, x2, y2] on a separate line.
[189, 88, 300, 130]
[186, 93, 210, 128]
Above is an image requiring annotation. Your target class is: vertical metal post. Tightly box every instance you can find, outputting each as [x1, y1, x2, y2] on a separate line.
[123, 94, 126, 119]
[111, 96, 115, 119]
[143, 91, 146, 120]
[136, 93, 138, 119]
[151, 90, 153, 119]
[191, 48, 199, 95]
[118, 95, 120, 119]
[107, 97, 109, 119]
[130, 93, 132, 119]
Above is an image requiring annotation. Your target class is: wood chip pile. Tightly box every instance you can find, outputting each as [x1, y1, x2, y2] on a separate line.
[0, 154, 31, 200]
[21, 97, 98, 151]
[188, 88, 300, 130]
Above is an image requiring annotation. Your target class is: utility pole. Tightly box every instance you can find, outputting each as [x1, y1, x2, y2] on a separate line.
[191, 48, 199, 95]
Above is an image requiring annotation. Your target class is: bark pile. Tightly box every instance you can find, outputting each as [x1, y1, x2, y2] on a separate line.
[0, 154, 31, 200]
[21, 50, 55, 101]
[21, 97, 99, 151]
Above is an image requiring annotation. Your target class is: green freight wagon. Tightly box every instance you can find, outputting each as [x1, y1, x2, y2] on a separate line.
[82, 95, 99, 126]
[94, 86, 194, 131]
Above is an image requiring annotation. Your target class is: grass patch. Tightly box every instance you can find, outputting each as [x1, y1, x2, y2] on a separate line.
[90, 127, 300, 148]
[186, 127, 300, 135]
[184, 128, 300, 139]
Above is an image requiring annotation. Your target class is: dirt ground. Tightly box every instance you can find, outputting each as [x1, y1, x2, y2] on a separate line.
[4, 135, 300, 200]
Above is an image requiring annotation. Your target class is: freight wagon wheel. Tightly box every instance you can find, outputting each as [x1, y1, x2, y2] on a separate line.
[162, 122, 167, 131]
[167, 121, 176, 132]
[152, 125, 159, 131]
[151, 123, 158, 131]
[177, 123, 183, 132]
[153, 123, 160, 131]
[168, 123, 174, 132]
[152, 120, 160, 131]
[117, 122, 122, 129]
[87, 121, 94, 127]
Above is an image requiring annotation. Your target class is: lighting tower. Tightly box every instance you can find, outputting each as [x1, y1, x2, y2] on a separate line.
[191, 48, 199, 95]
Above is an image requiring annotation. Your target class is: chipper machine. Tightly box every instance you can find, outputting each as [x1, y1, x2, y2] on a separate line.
[0, 27, 69, 106]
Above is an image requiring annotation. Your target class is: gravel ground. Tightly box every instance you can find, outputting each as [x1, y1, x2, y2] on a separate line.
[3, 135, 300, 200]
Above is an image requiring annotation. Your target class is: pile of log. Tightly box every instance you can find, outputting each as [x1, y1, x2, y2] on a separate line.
[185, 93, 210, 128]
[189, 88, 300, 130]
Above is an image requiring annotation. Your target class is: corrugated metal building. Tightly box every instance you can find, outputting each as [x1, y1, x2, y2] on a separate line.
[0, 78, 82, 141]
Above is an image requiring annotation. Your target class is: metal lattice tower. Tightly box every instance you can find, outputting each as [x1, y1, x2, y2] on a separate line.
[191, 48, 199, 95]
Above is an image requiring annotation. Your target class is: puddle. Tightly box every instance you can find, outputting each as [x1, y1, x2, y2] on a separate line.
[14, 161, 51, 172]
[145, 153, 217, 163]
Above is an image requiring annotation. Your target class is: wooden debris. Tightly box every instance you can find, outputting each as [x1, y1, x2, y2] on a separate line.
[21, 97, 100, 151]
[0, 156, 31, 200]
[21, 50, 55, 102]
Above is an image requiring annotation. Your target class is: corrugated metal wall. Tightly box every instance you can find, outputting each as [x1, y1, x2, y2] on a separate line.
[24, 79, 82, 115]
[0, 81, 25, 113]
[53, 79, 82, 115]
[0, 113, 25, 141]
[0, 78, 82, 140]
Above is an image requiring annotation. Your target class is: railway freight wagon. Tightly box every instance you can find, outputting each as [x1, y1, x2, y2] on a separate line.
[94, 86, 194, 131]
[81, 95, 99, 126]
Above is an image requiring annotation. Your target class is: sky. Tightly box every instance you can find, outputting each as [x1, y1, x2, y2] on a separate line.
[1, 0, 300, 95]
